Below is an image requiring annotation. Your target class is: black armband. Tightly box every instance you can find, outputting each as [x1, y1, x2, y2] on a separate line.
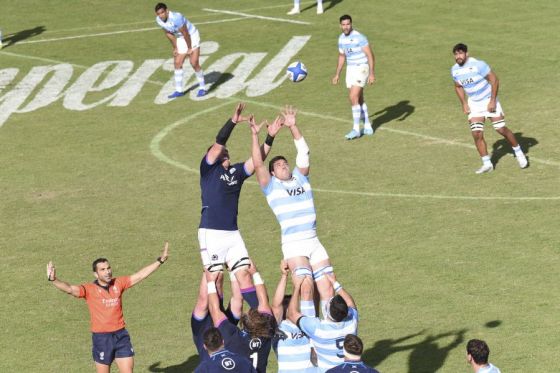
[157, 257, 165, 265]
[265, 135, 275, 147]
[215, 119, 236, 146]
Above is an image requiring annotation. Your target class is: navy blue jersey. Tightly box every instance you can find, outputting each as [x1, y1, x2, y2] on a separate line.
[194, 349, 257, 372]
[199, 156, 251, 230]
[326, 361, 380, 373]
[217, 318, 272, 373]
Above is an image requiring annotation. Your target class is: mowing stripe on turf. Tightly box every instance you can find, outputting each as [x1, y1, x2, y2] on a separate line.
[202, 9, 312, 25]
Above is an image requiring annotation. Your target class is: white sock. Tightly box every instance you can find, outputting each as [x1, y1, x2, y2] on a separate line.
[361, 103, 371, 126]
[352, 105, 361, 132]
[174, 69, 183, 92]
[301, 300, 315, 317]
[482, 155, 492, 166]
[294, 0, 300, 8]
[317, 0, 323, 7]
[195, 70, 205, 88]
[512, 145, 523, 155]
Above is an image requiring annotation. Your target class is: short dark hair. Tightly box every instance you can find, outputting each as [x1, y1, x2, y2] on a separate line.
[155, 3, 167, 12]
[269, 155, 287, 173]
[344, 334, 363, 356]
[203, 327, 223, 352]
[92, 258, 108, 272]
[453, 43, 468, 53]
[329, 295, 349, 322]
[340, 14, 352, 23]
[467, 339, 490, 364]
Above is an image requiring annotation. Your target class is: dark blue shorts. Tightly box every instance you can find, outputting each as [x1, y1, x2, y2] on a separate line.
[91, 328, 134, 365]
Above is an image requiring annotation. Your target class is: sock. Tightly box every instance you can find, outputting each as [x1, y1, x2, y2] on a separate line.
[195, 70, 205, 89]
[481, 155, 492, 166]
[352, 105, 361, 132]
[174, 69, 183, 92]
[240, 286, 258, 309]
[361, 103, 371, 126]
[294, 0, 300, 8]
[317, 0, 323, 8]
[320, 300, 328, 319]
[301, 300, 315, 317]
[512, 145, 523, 155]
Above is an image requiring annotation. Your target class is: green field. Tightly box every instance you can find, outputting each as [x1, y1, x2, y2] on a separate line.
[1, 0, 559, 371]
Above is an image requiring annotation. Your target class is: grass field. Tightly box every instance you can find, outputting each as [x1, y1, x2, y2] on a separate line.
[1, 0, 560, 372]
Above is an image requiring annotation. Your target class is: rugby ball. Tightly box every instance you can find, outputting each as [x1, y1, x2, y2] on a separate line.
[286, 61, 308, 82]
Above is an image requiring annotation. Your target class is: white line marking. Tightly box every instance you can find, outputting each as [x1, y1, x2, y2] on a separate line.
[4, 50, 557, 169]
[203, 8, 311, 25]
[150, 100, 560, 201]
[12, 17, 247, 45]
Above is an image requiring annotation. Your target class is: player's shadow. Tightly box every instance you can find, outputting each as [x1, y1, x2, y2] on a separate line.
[148, 355, 199, 372]
[370, 100, 415, 131]
[490, 132, 538, 168]
[301, 0, 344, 13]
[183, 71, 234, 95]
[363, 328, 467, 372]
[1, 26, 46, 48]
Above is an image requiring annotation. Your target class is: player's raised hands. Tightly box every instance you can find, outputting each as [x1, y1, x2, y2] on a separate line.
[281, 105, 297, 127]
[47, 261, 56, 281]
[249, 114, 267, 135]
[159, 241, 169, 263]
[279, 260, 289, 275]
[232, 102, 249, 123]
[267, 115, 284, 137]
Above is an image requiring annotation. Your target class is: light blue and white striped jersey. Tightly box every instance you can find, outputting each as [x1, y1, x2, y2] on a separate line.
[477, 363, 501, 373]
[298, 308, 359, 372]
[274, 320, 318, 373]
[451, 57, 492, 102]
[338, 30, 369, 66]
[156, 11, 197, 38]
[263, 168, 317, 244]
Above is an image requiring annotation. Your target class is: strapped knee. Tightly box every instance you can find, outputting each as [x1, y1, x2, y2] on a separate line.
[205, 263, 224, 273]
[293, 267, 313, 278]
[313, 266, 334, 281]
[230, 257, 251, 273]
[492, 119, 506, 130]
[470, 122, 484, 132]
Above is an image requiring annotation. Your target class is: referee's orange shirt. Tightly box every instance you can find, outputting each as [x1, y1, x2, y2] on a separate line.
[78, 276, 132, 333]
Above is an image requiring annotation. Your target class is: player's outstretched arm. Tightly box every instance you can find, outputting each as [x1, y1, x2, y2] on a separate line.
[207, 103, 248, 164]
[129, 242, 169, 286]
[250, 116, 272, 188]
[271, 260, 289, 323]
[46, 261, 81, 297]
[282, 106, 310, 176]
[287, 274, 305, 324]
[205, 269, 228, 325]
[246, 259, 272, 313]
[244, 115, 283, 175]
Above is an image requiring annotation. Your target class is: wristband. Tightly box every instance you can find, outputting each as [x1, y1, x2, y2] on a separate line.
[207, 281, 217, 294]
[265, 135, 275, 147]
[252, 272, 264, 286]
[157, 257, 165, 264]
[333, 281, 342, 293]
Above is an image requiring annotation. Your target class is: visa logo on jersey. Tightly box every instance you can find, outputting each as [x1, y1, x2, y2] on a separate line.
[460, 77, 475, 85]
[287, 187, 305, 196]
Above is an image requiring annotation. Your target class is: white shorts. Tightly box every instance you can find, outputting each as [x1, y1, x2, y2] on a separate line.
[468, 97, 504, 120]
[282, 237, 329, 265]
[176, 30, 201, 54]
[198, 228, 249, 270]
[346, 64, 369, 89]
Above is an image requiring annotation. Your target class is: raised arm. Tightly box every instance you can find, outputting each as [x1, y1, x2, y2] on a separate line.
[205, 270, 228, 325]
[282, 106, 310, 176]
[246, 259, 272, 314]
[207, 103, 248, 164]
[244, 115, 283, 175]
[47, 261, 81, 297]
[271, 260, 290, 323]
[363, 44, 376, 84]
[129, 242, 169, 286]
[326, 273, 356, 309]
[250, 116, 272, 188]
[287, 274, 305, 324]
